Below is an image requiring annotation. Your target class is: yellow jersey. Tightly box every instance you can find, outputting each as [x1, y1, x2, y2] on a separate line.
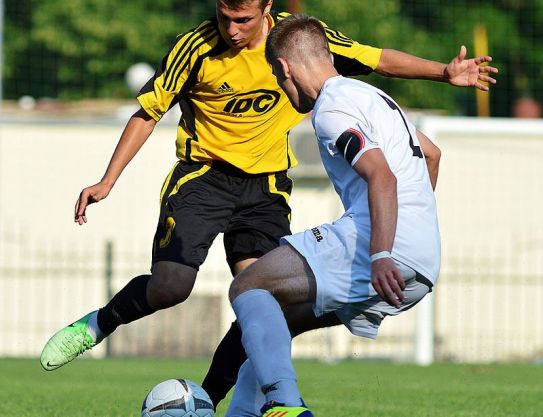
[138, 11, 382, 174]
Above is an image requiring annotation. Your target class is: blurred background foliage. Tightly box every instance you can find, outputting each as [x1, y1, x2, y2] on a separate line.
[4, 0, 543, 116]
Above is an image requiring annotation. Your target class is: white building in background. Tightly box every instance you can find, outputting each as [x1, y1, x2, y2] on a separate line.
[0, 115, 542, 363]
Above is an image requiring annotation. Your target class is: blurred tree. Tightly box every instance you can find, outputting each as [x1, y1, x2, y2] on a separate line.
[396, 0, 541, 116]
[3, 0, 542, 116]
[304, 0, 542, 116]
[4, 0, 60, 99]
[5, 0, 218, 99]
[305, 0, 454, 112]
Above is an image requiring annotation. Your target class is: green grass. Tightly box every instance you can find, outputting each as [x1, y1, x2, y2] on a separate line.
[1, 358, 542, 417]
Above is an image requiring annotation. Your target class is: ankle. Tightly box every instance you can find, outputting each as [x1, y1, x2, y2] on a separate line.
[87, 310, 106, 342]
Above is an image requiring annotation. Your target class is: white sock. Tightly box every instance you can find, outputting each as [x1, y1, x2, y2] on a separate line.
[86, 310, 105, 343]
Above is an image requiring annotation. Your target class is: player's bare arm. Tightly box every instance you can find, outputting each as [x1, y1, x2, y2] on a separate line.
[74, 108, 157, 225]
[353, 149, 405, 308]
[416, 129, 441, 190]
[376, 46, 498, 91]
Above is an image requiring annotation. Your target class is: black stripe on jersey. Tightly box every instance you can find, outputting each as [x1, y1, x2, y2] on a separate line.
[163, 22, 216, 91]
[139, 74, 156, 96]
[165, 26, 217, 91]
[165, 21, 214, 68]
[325, 28, 354, 46]
[169, 28, 219, 91]
[286, 132, 292, 169]
[328, 28, 353, 43]
[276, 11, 289, 21]
[164, 22, 214, 84]
[177, 37, 230, 156]
[327, 37, 355, 48]
[185, 136, 193, 161]
[333, 53, 374, 76]
[138, 31, 197, 96]
[378, 93, 423, 158]
[166, 28, 217, 92]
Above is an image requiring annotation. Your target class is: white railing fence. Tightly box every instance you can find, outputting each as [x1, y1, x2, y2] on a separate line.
[1, 116, 542, 364]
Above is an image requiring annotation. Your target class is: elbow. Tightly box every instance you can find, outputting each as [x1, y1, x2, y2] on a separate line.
[434, 145, 442, 163]
[384, 171, 398, 191]
[425, 144, 441, 166]
[430, 146, 442, 166]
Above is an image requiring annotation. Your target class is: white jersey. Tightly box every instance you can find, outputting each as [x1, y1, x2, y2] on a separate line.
[311, 76, 440, 282]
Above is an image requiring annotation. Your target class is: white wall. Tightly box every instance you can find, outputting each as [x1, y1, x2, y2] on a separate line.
[1, 116, 543, 362]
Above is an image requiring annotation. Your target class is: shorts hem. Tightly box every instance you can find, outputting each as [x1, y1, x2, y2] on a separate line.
[345, 326, 378, 340]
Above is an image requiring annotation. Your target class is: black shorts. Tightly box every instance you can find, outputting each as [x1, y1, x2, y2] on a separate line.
[152, 160, 293, 271]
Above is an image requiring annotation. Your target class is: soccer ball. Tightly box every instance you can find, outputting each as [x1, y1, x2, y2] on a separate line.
[141, 379, 215, 417]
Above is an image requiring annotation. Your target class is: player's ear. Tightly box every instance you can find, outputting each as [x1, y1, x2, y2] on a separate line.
[263, 0, 272, 14]
[277, 57, 291, 79]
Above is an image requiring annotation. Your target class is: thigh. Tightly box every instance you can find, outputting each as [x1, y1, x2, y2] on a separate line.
[282, 216, 373, 316]
[152, 161, 234, 269]
[229, 243, 315, 307]
[283, 303, 342, 337]
[224, 171, 292, 269]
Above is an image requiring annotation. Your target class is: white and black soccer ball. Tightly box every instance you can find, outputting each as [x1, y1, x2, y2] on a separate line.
[141, 378, 215, 417]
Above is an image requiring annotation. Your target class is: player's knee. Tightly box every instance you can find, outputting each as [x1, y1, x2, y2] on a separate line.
[148, 261, 198, 308]
[228, 269, 266, 303]
[228, 276, 246, 303]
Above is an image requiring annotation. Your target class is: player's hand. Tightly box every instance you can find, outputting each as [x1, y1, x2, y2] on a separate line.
[445, 45, 498, 91]
[371, 258, 405, 308]
[74, 182, 113, 225]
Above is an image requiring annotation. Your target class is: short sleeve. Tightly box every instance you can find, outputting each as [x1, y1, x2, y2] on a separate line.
[314, 110, 381, 166]
[320, 22, 382, 76]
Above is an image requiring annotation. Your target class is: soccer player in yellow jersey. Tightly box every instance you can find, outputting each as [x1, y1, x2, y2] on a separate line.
[41, 0, 498, 408]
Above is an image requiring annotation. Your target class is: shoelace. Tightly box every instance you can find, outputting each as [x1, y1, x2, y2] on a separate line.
[59, 330, 95, 356]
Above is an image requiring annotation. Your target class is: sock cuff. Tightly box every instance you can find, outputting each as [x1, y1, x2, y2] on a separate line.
[232, 289, 275, 324]
[232, 288, 272, 305]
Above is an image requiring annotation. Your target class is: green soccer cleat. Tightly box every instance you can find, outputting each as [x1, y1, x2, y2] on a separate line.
[40, 311, 99, 371]
[260, 401, 314, 417]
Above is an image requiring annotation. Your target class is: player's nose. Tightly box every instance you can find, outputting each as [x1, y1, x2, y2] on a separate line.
[224, 21, 239, 37]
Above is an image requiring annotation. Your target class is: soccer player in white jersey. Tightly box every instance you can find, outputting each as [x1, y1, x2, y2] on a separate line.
[226, 14, 441, 417]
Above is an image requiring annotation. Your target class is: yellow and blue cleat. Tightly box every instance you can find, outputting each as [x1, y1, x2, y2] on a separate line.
[260, 400, 314, 417]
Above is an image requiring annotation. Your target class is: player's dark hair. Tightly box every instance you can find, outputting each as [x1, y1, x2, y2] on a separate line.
[218, 0, 269, 11]
[265, 14, 330, 65]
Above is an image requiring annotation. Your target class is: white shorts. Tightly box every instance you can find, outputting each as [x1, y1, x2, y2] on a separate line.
[281, 216, 432, 339]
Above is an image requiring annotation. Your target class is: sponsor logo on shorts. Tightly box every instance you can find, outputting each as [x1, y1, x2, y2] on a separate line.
[311, 227, 323, 242]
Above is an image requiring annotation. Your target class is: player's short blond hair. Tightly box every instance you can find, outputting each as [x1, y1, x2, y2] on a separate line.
[218, 0, 269, 11]
[265, 14, 331, 65]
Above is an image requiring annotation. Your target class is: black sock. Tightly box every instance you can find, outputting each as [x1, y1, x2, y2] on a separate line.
[97, 275, 155, 335]
[201, 321, 247, 408]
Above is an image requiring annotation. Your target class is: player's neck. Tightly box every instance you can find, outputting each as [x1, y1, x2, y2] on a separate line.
[245, 13, 271, 50]
[311, 66, 340, 100]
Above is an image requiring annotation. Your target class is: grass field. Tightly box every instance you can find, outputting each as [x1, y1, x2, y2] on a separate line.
[1, 358, 541, 417]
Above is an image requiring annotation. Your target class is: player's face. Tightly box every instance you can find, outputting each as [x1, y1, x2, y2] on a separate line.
[216, 0, 271, 49]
